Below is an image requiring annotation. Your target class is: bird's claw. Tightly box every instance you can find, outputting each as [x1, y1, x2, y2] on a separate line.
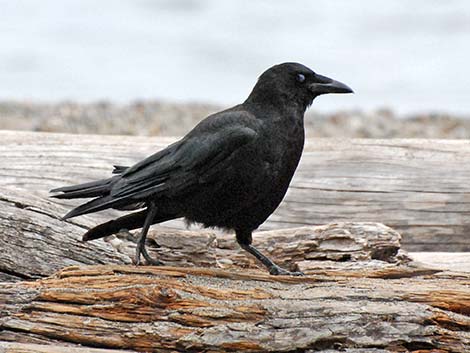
[134, 243, 164, 266]
[142, 256, 164, 266]
[269, 265, 304, 276]
[134, 253, 164, 266]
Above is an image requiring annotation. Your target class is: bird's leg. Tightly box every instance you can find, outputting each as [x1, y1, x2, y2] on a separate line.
[236, 230, 304, 276]
[135, 202, 164, 266]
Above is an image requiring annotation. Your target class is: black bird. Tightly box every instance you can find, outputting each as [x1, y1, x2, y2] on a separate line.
[51, 62, 352, 275]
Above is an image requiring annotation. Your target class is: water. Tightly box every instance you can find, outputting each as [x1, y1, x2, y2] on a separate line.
[1, 0, 470, 114]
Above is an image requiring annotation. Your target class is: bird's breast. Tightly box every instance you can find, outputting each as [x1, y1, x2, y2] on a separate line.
[183, 115, 305, 230]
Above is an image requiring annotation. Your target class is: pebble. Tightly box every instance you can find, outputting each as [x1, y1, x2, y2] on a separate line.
[1, 101, 469, 139]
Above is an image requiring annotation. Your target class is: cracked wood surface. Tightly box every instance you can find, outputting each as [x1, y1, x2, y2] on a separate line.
[0, 195, 406, 280]
[0, 186, 130, 282]
[1, 130, 469, 352]
[0, 265, 469, 352]
[1, 131, 470, 253]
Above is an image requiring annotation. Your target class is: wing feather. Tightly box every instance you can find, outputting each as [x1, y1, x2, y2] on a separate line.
[110, 125, 257, 201]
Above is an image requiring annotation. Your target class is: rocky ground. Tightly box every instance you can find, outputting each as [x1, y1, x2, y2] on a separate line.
[1, 100, 469, 138]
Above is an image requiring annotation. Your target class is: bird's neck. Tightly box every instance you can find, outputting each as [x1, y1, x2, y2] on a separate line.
[244, 97, 308, 119]
[244, 83, 311, 116]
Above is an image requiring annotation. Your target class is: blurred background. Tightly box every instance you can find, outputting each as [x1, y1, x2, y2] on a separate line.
[1, 0, 470, 137]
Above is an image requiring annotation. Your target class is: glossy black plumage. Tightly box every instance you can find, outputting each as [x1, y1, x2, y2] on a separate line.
[51, 62, 352, 275]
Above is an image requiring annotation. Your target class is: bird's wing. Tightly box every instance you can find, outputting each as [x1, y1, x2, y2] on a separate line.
[110, 125, 258, 201]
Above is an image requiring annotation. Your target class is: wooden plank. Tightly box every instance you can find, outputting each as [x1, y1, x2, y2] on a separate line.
[1, 131, 469, 251]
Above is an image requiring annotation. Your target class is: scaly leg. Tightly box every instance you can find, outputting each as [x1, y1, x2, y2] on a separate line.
[236, 229, 304, 276]
[135, 202, 164, 266]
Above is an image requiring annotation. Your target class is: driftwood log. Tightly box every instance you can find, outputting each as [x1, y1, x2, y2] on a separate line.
[1, 218, 469, 351]
[1, 263, 469, 352]
[1, 131, 470, 253]
[0, 193, 407, 281]
[1, 130, 470, 351]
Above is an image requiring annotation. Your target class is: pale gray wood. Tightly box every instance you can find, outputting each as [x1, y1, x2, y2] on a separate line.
[2, 131, 469, 352]
[409, 252, 470, 273]
[0, 187, 130, 281]
[142, 222, 407, 272]
[0, 192, 406, 278]
[0, 342, 132, 353]
[1, 131, 469, 251]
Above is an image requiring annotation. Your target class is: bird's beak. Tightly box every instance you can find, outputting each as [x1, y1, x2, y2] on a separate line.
[308, 73, 354, 95]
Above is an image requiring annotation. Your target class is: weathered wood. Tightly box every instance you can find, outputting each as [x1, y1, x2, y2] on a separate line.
[138, 222, 410, 274]
[409, 252, 470, 273]
[0, 342, 131, 353]
[0, 200, 404, 280]
[1, 264, 469, 352]
[0, 186, 129, 281]
[1, 131, 469, 252]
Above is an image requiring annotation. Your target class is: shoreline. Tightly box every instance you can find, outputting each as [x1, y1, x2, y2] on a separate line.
[1, 100, 469, 138]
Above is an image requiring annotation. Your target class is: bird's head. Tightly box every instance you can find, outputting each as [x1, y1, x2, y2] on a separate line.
[246, 62, 353, 112]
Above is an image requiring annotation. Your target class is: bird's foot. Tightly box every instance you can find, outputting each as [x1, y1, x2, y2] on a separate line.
[268, 264, 304, 276]
[140, 257, 164, 266]
[134, 242, 164, 266]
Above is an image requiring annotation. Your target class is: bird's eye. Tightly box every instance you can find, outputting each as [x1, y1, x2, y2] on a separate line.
[297, 73, 306, 83]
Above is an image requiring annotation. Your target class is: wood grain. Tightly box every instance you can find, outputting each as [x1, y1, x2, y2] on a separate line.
[1, 131, 469, 251]
[0, 201, 406, 280]
[1, 264, 469, 352]
[0, 342, 131, 353]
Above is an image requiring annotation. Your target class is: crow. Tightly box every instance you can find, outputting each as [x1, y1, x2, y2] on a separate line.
[51, 62, 352, 275]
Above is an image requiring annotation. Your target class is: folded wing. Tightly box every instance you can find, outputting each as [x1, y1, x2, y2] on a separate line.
[55, 125, 257, 219]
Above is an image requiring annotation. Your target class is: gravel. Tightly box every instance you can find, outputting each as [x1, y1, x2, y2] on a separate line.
[1, 100, 469, 139]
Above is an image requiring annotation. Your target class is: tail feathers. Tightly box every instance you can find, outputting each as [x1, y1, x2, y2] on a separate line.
[62, 194, 126, 220]
[83, 210, 148, 241]
[82, 209, 178, 241]
[52, 184, 111, 199]
[112, 165, 129, 174]
[51, 177, 116, 200]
